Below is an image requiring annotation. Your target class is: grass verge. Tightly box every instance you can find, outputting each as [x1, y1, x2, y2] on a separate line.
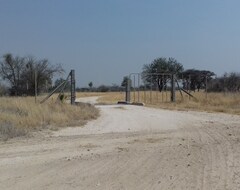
[0, 96, 99, 140]
[76, 91, 240, 115]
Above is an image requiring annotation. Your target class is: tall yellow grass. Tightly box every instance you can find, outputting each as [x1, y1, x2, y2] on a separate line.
[77, 91, 240, 115]
[0, 96, 99, 139]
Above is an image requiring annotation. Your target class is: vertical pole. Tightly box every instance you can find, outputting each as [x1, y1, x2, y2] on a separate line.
[144, 85, 146, 103]
[35, 70, 37, 103]
[162, 89, 163, 102]
[70, 70, 76, 105]
[165, 83, 167, 102]
[133, 75, 136, 102]
[188, 75, 191, 100]
[45, 80, 48, 93]
[150, 75, 152, 103]
[205, 75, 208, 100]
[224, 75, 226, 94]
[171, 74, 176, 102]
[164, 75, 167, 102]
[162, 76, 163, 102]
[126, 76, 131, 102]
[138, 74, 140, 102]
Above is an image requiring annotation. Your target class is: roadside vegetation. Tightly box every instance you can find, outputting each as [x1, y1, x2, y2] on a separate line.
[0, 53, 239, 139]
[78, 57, 239, 115]
[152, 91, 240, 115]
[77, 91, 240, 115]
[0, 97, 99, 140]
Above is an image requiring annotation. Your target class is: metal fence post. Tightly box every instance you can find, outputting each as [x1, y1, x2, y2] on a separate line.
[171, 74, 176, 102]
[70, 70, 76, 105]
[126, 77, 131, 103]
[35, 70, 37, 103]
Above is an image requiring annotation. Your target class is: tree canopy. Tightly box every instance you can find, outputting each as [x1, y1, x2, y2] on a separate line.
[208, 72, 240, 92]
[142, 57, 184, 91]
[0, 53, 64, 96]
[181, 69, 215, 91]
[142, 57, 184, 76]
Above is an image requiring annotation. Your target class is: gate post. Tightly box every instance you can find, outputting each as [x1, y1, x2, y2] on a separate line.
[171, 74, 176, 102]
[126, 77, 131, 103]
[70, 70, 76, 105]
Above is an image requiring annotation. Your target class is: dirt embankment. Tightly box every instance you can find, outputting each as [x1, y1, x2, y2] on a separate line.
[0, 97, 240, 189]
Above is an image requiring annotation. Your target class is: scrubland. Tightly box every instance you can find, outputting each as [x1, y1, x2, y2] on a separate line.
[77, 91, 240, 115]
[1, 91, 239, 140]
[0, 96, 99, 140]
[1, 95, 240, 189]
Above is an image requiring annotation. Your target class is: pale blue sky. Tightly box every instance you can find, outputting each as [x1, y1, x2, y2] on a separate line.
[1, 0, 240, 87]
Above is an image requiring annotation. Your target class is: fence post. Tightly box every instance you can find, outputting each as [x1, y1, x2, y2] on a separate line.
[126, 77, 131, 103]
[171, 74, 176, 102]
[70, 70, 76, 105]
[205, 75, 208, 100]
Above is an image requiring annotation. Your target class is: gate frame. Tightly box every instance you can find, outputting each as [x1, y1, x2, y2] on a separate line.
[40, 69, 76, 105]
[70, 69, 76, 105]
[126, 72, 176, 103]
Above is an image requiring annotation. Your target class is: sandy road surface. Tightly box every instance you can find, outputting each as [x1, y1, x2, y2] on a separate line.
[1, 97, 240, 190]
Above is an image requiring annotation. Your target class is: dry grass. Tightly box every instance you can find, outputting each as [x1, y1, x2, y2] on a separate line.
[0, 96, 99, 140]
[147, 91, 240, 115]
[76, 91, 240, 115]
[76, 91, 126, 105]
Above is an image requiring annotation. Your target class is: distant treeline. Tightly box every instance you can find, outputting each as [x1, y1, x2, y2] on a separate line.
[0, 54, 239, 96]
[208, 72, 240, 92]
[178, 70, 240, 93]
[141, 57, 240, 93]
[76, 71, 240, 93]
[77, 85, 125, 93]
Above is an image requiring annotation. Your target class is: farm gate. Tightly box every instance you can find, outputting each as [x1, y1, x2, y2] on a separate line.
[40, 70, 76, 105]
[125, 73, 176, 104]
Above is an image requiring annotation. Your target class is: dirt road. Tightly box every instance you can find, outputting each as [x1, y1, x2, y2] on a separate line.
[1, 98, 240, 190]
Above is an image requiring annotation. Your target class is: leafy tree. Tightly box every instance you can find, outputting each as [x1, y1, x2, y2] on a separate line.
[208, 72, 240, 92]
[142, 57, 184, 91]
[181, 69, 215, 92]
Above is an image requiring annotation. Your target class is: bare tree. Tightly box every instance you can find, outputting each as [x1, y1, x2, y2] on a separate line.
[22, 56, 64, 95]
[0, 53, 25, 95]
[0, 53, 64, 96]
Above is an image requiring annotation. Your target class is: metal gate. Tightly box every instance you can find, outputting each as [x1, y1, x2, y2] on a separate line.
[125, 73, 176, 104]
[40, 70, 76, 105]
